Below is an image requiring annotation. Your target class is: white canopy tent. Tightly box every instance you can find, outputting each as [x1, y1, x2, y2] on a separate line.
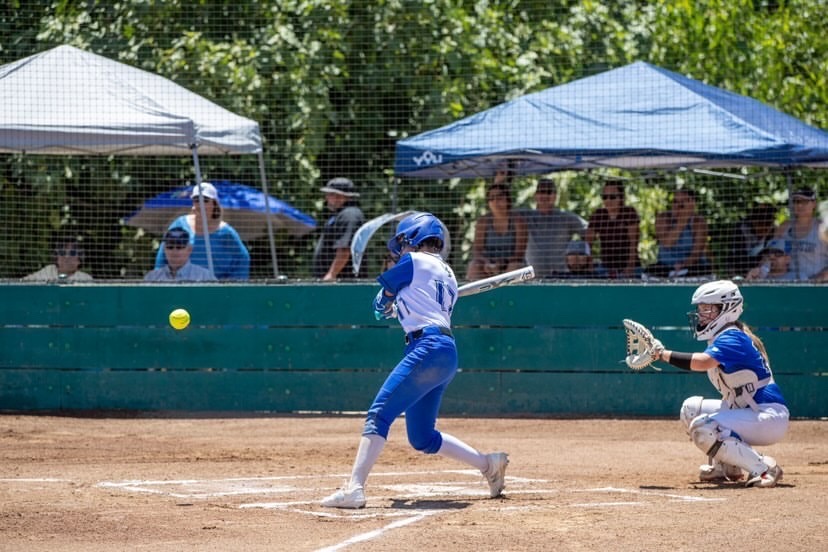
[0, 45, 280, 276]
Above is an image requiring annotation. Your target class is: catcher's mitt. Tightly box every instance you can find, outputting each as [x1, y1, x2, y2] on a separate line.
[623, 319, 664, 371]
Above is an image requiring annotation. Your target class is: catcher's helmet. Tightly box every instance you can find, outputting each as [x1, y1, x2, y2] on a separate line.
[387, 212, 445, 256]
[688, 279, 744, 341]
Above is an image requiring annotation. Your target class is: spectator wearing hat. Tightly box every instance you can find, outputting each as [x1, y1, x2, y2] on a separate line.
[559, 240, 607, 279]
[24, 233, 93, 282]
[154, 182, 250, 280]
[585, 180, 641, 279]
[313, 177, 365, 280]
[524, 179, 587, 278]
[775, 188, 828, 281]
[144, 226, 217, 282]
[745, 239, 794, 281]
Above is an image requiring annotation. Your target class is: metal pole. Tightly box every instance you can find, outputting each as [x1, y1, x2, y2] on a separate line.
[191, 145, 215, 276]
[258, 150, 279, 278]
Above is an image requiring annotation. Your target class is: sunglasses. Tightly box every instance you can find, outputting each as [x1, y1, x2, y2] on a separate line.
[601, 193, 622, 200]
[165, 242, 189, 250]
[55, 248, 80, 257]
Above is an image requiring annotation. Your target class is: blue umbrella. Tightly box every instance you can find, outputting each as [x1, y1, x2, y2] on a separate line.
[126, 180, 316, 241]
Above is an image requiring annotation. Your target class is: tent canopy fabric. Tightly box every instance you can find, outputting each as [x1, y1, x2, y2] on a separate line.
[126, 181, 317, 241]
[0, 45, 261, 155]
[394, 61, 828, 178]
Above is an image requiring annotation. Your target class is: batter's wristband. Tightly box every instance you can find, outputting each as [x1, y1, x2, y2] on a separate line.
[666, 351, 693, 371]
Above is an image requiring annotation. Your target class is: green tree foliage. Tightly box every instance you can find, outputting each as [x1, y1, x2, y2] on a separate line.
[0, 0, 826, 278]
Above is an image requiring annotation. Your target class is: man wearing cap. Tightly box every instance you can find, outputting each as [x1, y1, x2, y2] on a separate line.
[559, 240, 607, 279]
[154, 182, 250, 280]
[525, 179, 587, 278]
[145, 226, 217, 282]
[313, 177, 365, 280]
[745, 239, 794, 281]
[776, 188, 828, 281]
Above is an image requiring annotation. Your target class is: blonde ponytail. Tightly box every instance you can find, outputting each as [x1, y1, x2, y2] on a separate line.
[735, 321, 769, 366]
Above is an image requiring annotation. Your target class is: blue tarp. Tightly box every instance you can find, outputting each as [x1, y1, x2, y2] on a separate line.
[395, 61, 828, 178]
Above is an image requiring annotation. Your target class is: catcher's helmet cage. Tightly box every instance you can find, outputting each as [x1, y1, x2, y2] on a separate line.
[688, 279, 744, 341]
[387, 212, 445, 255]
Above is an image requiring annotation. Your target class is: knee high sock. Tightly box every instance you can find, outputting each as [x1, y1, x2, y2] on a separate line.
[348, 434, 386, 490]
[437, 433, 488, 471]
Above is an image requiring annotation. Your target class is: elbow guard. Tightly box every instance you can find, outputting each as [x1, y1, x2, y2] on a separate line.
[667, 351, 693, 371]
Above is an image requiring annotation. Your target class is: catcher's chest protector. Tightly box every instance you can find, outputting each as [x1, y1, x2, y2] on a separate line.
[708, 367, 770, 411]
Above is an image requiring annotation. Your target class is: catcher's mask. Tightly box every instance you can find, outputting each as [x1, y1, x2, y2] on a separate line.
[687, 280, 744, 341]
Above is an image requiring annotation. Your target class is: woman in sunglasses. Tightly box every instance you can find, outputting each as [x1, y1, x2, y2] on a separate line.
[586, 180, 641, 279]
[24, 234, 93, 282]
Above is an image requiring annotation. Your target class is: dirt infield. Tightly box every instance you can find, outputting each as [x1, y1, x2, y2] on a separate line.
[1, 414, 826, 551]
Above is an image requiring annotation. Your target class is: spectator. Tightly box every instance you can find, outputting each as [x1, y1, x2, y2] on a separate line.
[776, 188, 828, 281]
[585, 180, 640, 278]
[651, 189, 712, 278]
[745, 239, 794, 281]
[24, 234, 92, 282]
[559, 240, 607, 279]
[467, 183, 528, 280]
[312, 177, 365, 280]
[144, 226, 216, 282]
[154, 182, 250, 280]
[725, 202, 778, 278]
[524, 179, 587, 278]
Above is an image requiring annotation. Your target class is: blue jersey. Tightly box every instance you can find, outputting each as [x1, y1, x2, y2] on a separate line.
[377, 251, 457, 334]
[705, 327, 786, 406]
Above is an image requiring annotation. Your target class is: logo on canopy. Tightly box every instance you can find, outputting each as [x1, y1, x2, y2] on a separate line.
[413, 151, 443, 167]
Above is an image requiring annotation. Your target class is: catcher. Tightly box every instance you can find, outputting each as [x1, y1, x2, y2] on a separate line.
[624, 280, 788, 487]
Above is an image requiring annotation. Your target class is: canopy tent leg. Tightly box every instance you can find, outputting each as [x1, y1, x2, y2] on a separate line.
[191, 146, 215, 276]
[258, 150, 279, 278]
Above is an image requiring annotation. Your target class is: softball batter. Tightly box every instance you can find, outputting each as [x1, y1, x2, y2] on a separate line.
[321, 212, 509, 508]
[656, 280, 788, 487]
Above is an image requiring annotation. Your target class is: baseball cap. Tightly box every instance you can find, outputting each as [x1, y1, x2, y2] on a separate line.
[791, 188, 816, 201]
[320, 177, 359, 197]
[536, 179, 557, 193]
[163, 226, 194, 247]
[191, 182, 219, 201]
[565, 240, 591, 256]
[761, 238, 790, 256]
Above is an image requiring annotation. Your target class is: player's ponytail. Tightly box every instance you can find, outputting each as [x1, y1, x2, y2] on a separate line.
[734, 321, 770, 366]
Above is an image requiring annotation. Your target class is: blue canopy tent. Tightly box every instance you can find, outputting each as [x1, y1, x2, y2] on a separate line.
[394, 61, 828, 179]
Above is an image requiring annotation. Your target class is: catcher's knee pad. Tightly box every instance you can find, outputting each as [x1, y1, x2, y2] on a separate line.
[680, 396, 705, 429]
[688, 415, 724, 457]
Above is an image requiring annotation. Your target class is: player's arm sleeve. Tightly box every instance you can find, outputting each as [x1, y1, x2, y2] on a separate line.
[376, 253, 414, 294]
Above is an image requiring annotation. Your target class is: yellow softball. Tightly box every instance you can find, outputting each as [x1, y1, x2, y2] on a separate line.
[169, 308, 190, 330]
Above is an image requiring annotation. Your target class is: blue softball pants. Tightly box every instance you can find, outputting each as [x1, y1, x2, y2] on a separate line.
[363, 333, 457, 454]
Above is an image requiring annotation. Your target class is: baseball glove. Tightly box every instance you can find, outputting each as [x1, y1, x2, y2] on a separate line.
[623, 319, 664, 371]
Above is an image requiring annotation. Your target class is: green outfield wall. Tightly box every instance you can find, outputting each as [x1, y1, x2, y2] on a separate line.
[0, 283, 825, 418]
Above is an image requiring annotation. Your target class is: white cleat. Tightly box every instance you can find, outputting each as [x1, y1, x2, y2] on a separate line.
[746, 464, 783, 488]
[320, 486, 366, 509]
[483, 452, 509, 498]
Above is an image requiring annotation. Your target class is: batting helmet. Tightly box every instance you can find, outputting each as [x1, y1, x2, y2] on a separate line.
[387, 212, 445, 256]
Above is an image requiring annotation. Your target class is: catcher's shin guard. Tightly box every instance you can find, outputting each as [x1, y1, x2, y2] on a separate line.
[688, 416, 769, 477]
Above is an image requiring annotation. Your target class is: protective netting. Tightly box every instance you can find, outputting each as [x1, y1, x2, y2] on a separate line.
[1, 2, 827, 283]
